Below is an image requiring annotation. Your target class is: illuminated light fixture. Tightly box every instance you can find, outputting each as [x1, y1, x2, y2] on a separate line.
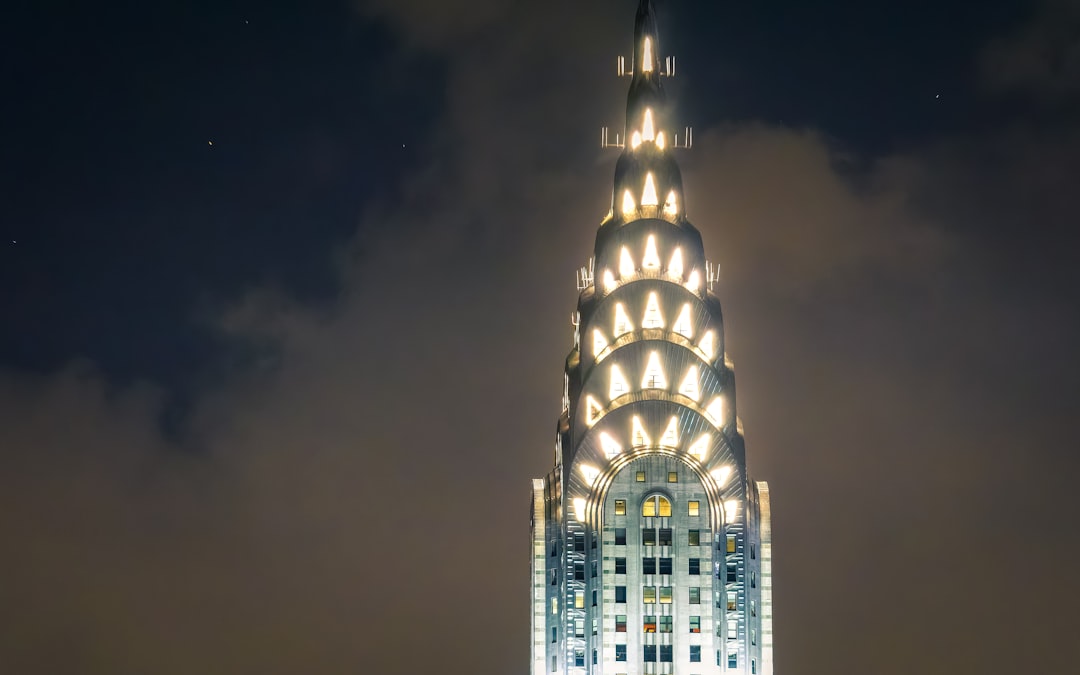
[686, 269, 701, 292]
[573, 497, 588, 522]
[602, 269, 616, 292]
[724, 499, 739, 523]
[678, 364, 700, 401]
[673, 303, 693, 338]
[631, 415, 651, 447]
[609, 364, 629, 401]
[585, 395, 604, 426]
[641, 172, 659, 206]
[642, 109, 655, 141]
[642, 235, 661, 270]
[630, 130, 642, 149]
[599, 431, 622, 459]
[705, 396, 725, 427]
[619, 246, 635, 278]
[656, 131, 666, 150]
[699, 330, 716, 360]
[711, 465, 732, 487]
[593, 328, 608, 357]
[613, 303, 633, 336]
[580, 464, 601, 486]
[663, 190, 678, 218]
[688, 433, 711, 461]
[642, 37, 654, 72]
[660, 416, 679, 448]
[642, 292, 664, 329]
[668, 248, 683, 278]
[641, 351, 667, 389]
[621, 189, 636, 217]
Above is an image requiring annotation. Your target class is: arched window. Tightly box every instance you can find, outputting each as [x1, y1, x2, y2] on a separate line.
[642, 494, 672, 518]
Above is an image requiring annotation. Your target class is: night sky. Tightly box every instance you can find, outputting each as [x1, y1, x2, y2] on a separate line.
[2, 0, 1079, 673]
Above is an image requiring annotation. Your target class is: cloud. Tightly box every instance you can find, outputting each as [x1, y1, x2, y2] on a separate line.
[981, 0, 1080, 98]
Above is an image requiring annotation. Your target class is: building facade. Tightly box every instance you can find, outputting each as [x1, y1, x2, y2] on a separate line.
[529, 3, 773, 675]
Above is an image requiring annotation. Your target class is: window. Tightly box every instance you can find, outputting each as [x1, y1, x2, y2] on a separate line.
[752, 628, 757, 645]
[615, 499, 626, 515]
[575, 619, 584, 638]
[592, 589, 597, 606]
[551, 598, 558, 614]
[727, 620, 738, 640]
[615, 557, 626, 574]
[552, 654, 557, 672]
[728, 651, 738, 668]
[642, 528, 657, 546]
[753, 659, 757, 674]
[593, 649, 598, 665]
[616, 615, 627, 632]
[615, 585, 626, 603]
[643, 615, 656, 633]
[689, 529, 700, 546]
[574, 533, 585, 552]
[659, 586, 672, 604]
[667, 471, 678, 483]
[574, 563, 584, 580]
[751, 571, 757, 588]
[751, 544, 756, 559]
[644, 645, 657, 662]
[726, 565, 737, 583]
[642, 557, 656, 575]
[659, 616, 672, 633]
[615, 644, 627, 661]
[592, 561, 598, 577]
[690, 645, 701, 662]
[659, 644, 673, 662]
[727, 535, 737, 554]
[575, 591, 584, 608]
[689, 587, 701, 604]
[643, 586, 656, 604]
[643, 495, 672, 517]
[549, 569, 557, 586]
[658, 528, 672, 546]
[592, 536, 597, 550]
[642, 351, 666, 387]
[689, 616, 701, 633]
[551, 626, 557, 643]
[615, 527, 626, 545]
[642, 293, 664, 329]
[659, 557, 672, 575]
[574, 648, 585, 667]
[688, 500, 700, 516]
[689, 558, 701, 575]
[636, 470, 646, 482]
[726, 593, 736, 611]
[751, 600, 757, 617]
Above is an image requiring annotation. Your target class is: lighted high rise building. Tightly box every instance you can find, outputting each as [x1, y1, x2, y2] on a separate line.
[529, 3, 773, 674]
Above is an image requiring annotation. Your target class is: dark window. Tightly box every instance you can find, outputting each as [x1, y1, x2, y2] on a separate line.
[751, 544, 756, 559]
[591, 535, 597, 549]
[615, 585, 626, 603]
[690, 616, 701, 633]
[591, 561, 597, 578]
[659, 615, 672, 633]
[615, 557, 627, 574]
[660, 645, 673, 662]
[575, 649, 585, 667]
[643, 615, 656, 633]
[689, 558, 701, 575]
[658, 528, 672, 546]
[659, 557, 673, 575]
[642, 528, 656, 546]
[728, 652, 738, 668]
[751, 571, 757, 588]
[615, 527, 626, 545]
[551, 626, 557, 643]
[689, 529, 700, 546]
[690, 645, 701, 662]
[753, 659, 757, 674]
[726, 565, 736, 583]
[616, 615, 627, 632]
[549, 569, 557, 586]
[574, 563, 584, 580]
[574, 533, 585, 552]
[615, 645, 627, 662]
[689, 586, 701, 604]
[592, 589, 597, 606]
[593, 649, 597, 665]
[644, 646, 657, 662]
[642, 557, 656, 575]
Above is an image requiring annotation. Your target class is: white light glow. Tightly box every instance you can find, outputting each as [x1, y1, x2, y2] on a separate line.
[643, 109, 655, 141]
[678, 364, 700, 401]
[688, 433, 710, 461]
[573, 497, 588, 522]
[593, 328, 608, 357]
[600, 432, 622, 459]
[724, 499, 738, 522]
[686, 269, 701, 292]
[641, 351, 667, 389]
[705, 396, 725, 427]
[619, 246, 635, 278]
[586, 395, 604, 426]
[641, 172, 659, 206]
[699, 330, 716, 360]
[711, 465, 732, 487]
[630, 130, 642, 149]
[642, 292, 664, 329]
[631, 415, 651, 447]
[602, 269, 616, 292]
[656, 131, 666, 149]
[609, 364, 629, 401]
[668, 248, 683, 278]
[580, 464, 601, 486]
[613, 303, 633, 336]
[673, 303, 693, 338]
[621, 189, 636, 216]
[642, 235, 660, 270]
[642, 37, 653, 72]
[660, 416, 679, 448]
[663, 189, 678, 217]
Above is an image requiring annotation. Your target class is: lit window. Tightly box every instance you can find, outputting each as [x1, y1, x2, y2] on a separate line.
[609, 364, 629, 400]
[585, 395, 603, 426]
[641, 351, 666, 388]
[601, 432, 622, 459]
[616, 585, 627, 602]
[724, 499, 738, 522]
[687, 433, 710, 462]
[575, 590, 585, 608]
[689, 558, 701, 575]
[579, 464, 601, 485]
[660, 417, 679, 448]
[616, 644, 627, 662]
[616, 615, 627, 632]
[642, 495, 671, 517]
[656, 130, 666, 149]
[630, 130, 642, 149]
[663, 189, 678, 218]
[619, 246, 635, 278]
[614, 499, 626, 515]
[642, 37, 653, 72]
[642, 557, 657, 574]
[643, 615, 656, 633]
[642, 235, 661, 270]
[573, 497, 587, 521]
[711, 465, 732, 487]
[621, 190, 636, 217]
[643, 586, 656, 604]
[690, 644, 702, 661]
[636, 470, 646, 482]
[615, 557, 627, 574]
[659, 616, 673, 633]
[727, 593, 736, 611]
[727, 535, 737, 554]
[688, 500, 700, 516]
[659, 586, 672, 604]
[673, 303, 693, 338]
[698, 330, 716, 360]
[658, 527, 672, 546]
[668, 247, 683, 278]
[632, 415, 651, 447]
[705, 396, 724, 427]
[642, 110, 656, 142]
[642, 528, 656, 546]
[602, 268, 616, 292]
[686, 269, 701, 292]
[690, 616, 701, 635]
[641, 172, 658, 205]
[615, 527, 626, 545]
[642, 292, 664, 329]
[667, 470, 678, 483]
[593, 328, 608, 357]
[644, 645, 657, 662]
[678, 365, 700, 402]
[659, 497, 672, 517]
[689, 586, 701, 604]
[689, 529, 700, 546]
[659, 557, 672, 574]
[613, 303, 633, 336]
